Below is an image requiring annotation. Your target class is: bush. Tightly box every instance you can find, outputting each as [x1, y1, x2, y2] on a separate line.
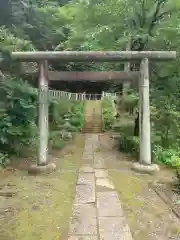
[151, 103, 180, 148]
[70, 101, 84, 130]
[119, 135, 139, 157]
[152, 146, 180, 168]
[49, 99, 84, 131]
[0, 153, 10, 167]
[176, 170, 180, 189]
[117, 92, 138, 115]
[49, 131, 66, 150]
[0, 77, 38, 157]
[70, 117, 81, 127]
[102, 97, 115, 130]
[53, 140, 65, 150]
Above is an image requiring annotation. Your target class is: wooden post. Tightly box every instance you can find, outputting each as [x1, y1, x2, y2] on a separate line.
[139, 68, 142, 163]
[38, 60, 49, 166]
[139, 58, 151, 165]
[123, 39, 131, 95]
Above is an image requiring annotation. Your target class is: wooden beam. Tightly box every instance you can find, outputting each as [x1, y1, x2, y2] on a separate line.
[8, 51, 176, 62]
[48, 71, 140, 81]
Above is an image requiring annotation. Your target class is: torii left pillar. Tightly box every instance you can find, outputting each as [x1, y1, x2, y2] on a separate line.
[39, 60, 49, 165]
[28, 60, 56, 174]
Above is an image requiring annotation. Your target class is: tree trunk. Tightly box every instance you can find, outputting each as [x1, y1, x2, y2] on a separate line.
[134, 112, 139, 136]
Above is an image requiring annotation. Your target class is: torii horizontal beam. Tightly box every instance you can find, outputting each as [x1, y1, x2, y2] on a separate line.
[5, 51, 176, 62]
[48, 71, 140, 81]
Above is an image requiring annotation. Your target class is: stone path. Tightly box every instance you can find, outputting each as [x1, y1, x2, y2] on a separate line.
[68, 134, 133, 240]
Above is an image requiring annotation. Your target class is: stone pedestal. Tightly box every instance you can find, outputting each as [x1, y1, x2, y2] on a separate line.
[28, 162, 56, 175]
[132, 162, 160, 175]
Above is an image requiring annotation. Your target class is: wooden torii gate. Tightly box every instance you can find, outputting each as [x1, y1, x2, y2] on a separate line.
[4, 51, 176, 173]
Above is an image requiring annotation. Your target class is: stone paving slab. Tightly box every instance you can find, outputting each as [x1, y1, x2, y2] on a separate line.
[96, 178, 114, 189]
[72, 204, 96, 218]
[79, 165, 94, 173]
[97, 191, 120, 203]
[95, 169, 108, 178]
[97, 192, 123, 217]
[82, 155, 94, 159]
[99, 231, 133, 240]
[68, 235, 98, 240]
[94, 164, 105, 169]
[98, 217, 133, 239]
[69, 216, 98, 235]
[94, 156, 105, 169]
[82, 153, 94, 159]
[74, 185, 95, 204]
[77, 173, 95, 185]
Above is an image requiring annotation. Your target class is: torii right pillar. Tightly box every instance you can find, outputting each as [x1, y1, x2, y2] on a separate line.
[140, 58, 151, 165]
[132, 58, 159, 174]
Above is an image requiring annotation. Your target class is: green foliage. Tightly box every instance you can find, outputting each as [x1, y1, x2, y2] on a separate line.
[0, 26, 34, 52]
[24, 5, 72, 50]
[0, 77, 38, 158]
[67, 0, 179, 53]
[70, 101, 84, 130]
[119, 135, 139, 157]
[53, 140, 65, 150]
[49, 131, 66, 150]
[176, 170, 180, 189]
[49, 98, 84, 131]
[102, 97, 115, 130]
[151, 98, 180, 149]
[118, 92, 138, 114]
[0, 153, 10, 167]
[153, 146, 180, 169]
[70, 117, 81, 127]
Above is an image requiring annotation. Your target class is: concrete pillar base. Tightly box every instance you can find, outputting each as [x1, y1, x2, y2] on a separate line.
[132, 163, 160, 175]
[28, 162, 56, 175]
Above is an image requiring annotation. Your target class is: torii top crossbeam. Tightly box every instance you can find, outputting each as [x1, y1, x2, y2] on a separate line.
[8, 51, 176, 62]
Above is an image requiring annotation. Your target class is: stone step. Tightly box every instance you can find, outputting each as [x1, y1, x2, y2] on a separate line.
[82, 129, 102, 131]
[83, 127, 102, 130]
[81, 130, 103, 133]
[82, 126, 102, 128]
[84, 126, 102, 128]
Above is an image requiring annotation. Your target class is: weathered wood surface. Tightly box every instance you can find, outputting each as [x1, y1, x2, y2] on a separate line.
[48, 71, 140, 81]
[123, 40, 131, 95]
[7, 51, 176, 61]
[38, 60, 49, 166]
[139, 58, 151, 165]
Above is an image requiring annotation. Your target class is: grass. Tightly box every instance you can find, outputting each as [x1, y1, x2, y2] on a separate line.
[100, 133, 180, 239]
[0, 135, 84, 240]
[109, 170, 180, 239]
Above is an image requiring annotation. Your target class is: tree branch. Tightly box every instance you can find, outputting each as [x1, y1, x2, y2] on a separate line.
[148, 0, 169, 35]
[141, 0, 146, 26]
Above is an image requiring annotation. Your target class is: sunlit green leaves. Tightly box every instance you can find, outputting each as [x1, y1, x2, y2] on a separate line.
[0, 26, 34, 51]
